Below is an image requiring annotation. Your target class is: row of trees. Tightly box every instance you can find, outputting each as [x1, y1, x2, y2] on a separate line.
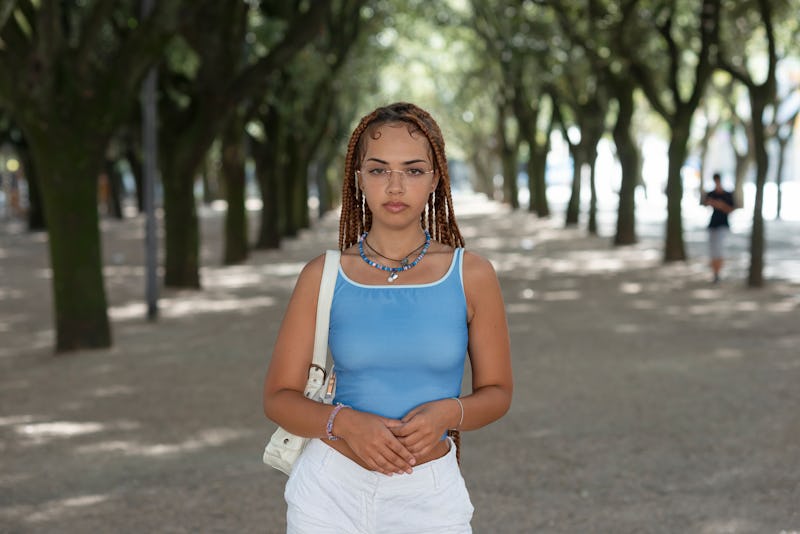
[466, 0, 798, 279]
[1, 0, 798, 353]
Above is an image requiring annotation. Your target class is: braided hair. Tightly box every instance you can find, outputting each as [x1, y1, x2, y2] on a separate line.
[338, 102, 465, 251]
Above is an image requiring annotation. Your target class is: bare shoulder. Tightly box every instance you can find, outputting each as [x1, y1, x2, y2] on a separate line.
[462, 250, 499, 284]
[293, 253, 327, 295]
[461, 250, 504, 323]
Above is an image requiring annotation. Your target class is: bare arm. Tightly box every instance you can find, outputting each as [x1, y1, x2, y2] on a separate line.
[393, 251, 513, 457]
[263, 254, 332, 437]
[262, 254, 415, 474]
[459, 251, 513, 430]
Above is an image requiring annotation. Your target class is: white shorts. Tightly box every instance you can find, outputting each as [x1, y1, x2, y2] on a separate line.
[285, 438, 473, 534]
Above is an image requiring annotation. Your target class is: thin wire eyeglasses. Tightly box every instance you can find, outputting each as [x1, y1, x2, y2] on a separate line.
[356, 167, 435, 183]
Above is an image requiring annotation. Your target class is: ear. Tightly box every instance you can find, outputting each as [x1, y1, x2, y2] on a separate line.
[431, 174, 440, 193]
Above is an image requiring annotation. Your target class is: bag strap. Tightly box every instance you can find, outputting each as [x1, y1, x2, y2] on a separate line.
[311, 250, 340, 370]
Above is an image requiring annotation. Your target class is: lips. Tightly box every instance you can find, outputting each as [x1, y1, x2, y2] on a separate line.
[383, 202, 408, 213]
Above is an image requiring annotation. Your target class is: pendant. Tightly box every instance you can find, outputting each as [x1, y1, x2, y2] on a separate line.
[387, 272, 399, 283]
[400, 258, 409, 267]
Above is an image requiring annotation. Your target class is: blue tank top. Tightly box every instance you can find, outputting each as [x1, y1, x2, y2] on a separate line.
[329, 248, 468, 420]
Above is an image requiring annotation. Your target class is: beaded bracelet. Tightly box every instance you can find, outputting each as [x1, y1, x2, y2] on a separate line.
[326, 403, 348, 441]
[451, 397, 464, 430]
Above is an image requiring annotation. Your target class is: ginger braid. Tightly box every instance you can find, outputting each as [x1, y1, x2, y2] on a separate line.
[338, 102, 465, 250]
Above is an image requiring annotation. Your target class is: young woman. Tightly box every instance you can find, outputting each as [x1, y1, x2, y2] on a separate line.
[263, 102, 512, 533]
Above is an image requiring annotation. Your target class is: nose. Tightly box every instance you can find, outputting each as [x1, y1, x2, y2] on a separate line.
[385, 170, 405, 192]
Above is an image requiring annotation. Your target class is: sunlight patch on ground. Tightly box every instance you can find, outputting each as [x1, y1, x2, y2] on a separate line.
[0, 287, 23, 300]
[539, 290, 582, 302]
[198, 269, 263, 289]
[519, 288, 536, 299]
[89, 385, 134, 398]
[109, 295, 276, 320]
[16, 421, 104, 439]
[630, 299, 657, 310]
[257, 262, 308, 277]
[75, 428, 247, 457]
[765, 300, 799, 313]
[699, 518, 761, 534]
[25, 494, 110, 524]
[0, 414, 38, 427]
[614, 324, 642, 334]
[12, 419, 141, 445]
[505, 303, 539, 314]
[619, 283, 643, 294]
[713, 348, 744, 360]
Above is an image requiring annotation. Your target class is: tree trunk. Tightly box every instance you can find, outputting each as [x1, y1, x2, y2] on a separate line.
[253, 115, 283, 249]
[774, 136, 788, 220]
[162, 150, 201, 288]
[125, 145, 144, 214]
[587, 148, 599, 235]
[105, 159, 125, 220]
[613, 82, 640, 245]
[221, 116, 248, 265]
[527, 143, 550, 217]
[19, 145, 46, 231]
[748, 97, 768, 287]
[664, 119, 690, 262]
[501, 147, 519, 210]
[565, 144, 583, 226]
[255, 153, 282, 249]
[28, 135, 111, 351]
[469, 154, 493, 197]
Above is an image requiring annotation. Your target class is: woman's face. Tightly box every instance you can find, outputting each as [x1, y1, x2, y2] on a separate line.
[358, 123, 438, 230]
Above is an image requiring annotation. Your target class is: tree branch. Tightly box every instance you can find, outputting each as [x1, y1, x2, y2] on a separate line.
[758, 0, 777, 100]
[657, 13, 680, 102]
[686, 0, 720, 112]
[227, 0, 332, 106]
[0, 0, 16, 31]
[629, 59, 671, 121]
[35, 0, 62, 71]
[75, 0, 116, 69]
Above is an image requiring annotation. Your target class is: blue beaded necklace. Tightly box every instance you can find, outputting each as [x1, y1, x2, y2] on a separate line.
[358, 230, 431, 283]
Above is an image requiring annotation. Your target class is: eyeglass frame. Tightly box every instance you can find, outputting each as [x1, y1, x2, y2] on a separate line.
[355, 167, 436, 182]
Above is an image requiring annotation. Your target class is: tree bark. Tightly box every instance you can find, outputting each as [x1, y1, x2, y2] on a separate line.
[27, 131, 111, 351]
[221, 114, 248, 265]
[253, 110, 283, 249]
[587, 146, 599, 235]
[664, 118, 691, 261]
[747, 96, 768, 287]
[565, 143, 583, 226]
[162, 146, 201, 288]
[612, 79, 640, 245]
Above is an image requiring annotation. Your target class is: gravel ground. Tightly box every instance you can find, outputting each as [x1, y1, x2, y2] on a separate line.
[1, 193, 799, 533]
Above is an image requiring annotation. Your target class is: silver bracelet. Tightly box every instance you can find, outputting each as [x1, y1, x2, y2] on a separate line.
[451, 397, 464, 430]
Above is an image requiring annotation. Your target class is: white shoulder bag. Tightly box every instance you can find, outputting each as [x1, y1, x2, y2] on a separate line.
[262, 250, 341, 475]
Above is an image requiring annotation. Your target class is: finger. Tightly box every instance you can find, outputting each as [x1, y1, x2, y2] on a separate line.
[380, 417, 405, 429]
[384, 438, 416, 472]
[389, 422, 415, 437]
[401, 407, 422, 423]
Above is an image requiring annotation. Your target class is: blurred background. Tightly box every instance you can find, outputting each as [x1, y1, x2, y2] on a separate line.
[0, 0, 798, 354]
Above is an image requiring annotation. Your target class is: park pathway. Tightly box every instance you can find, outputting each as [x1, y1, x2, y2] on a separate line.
[1, 193, 799, 533]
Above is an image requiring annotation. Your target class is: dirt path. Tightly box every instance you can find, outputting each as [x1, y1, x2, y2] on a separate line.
[1, 195, 799, 533]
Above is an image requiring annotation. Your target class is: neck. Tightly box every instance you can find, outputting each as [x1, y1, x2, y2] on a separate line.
[365, 227, 427, 258]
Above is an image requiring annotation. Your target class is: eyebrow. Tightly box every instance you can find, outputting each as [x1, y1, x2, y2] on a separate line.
[365, 157, 429, 165]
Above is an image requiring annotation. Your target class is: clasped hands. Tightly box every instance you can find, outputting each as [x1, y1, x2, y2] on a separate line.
[333, 399, 459, 476]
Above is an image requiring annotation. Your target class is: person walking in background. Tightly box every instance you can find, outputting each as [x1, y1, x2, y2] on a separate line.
[701, 172, 736, 283]
[263, 102, 513, 533]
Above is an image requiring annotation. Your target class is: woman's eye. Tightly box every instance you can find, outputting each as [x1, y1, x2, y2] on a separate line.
[368, 168, 388, 176]
[406, 168, 424, 176]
